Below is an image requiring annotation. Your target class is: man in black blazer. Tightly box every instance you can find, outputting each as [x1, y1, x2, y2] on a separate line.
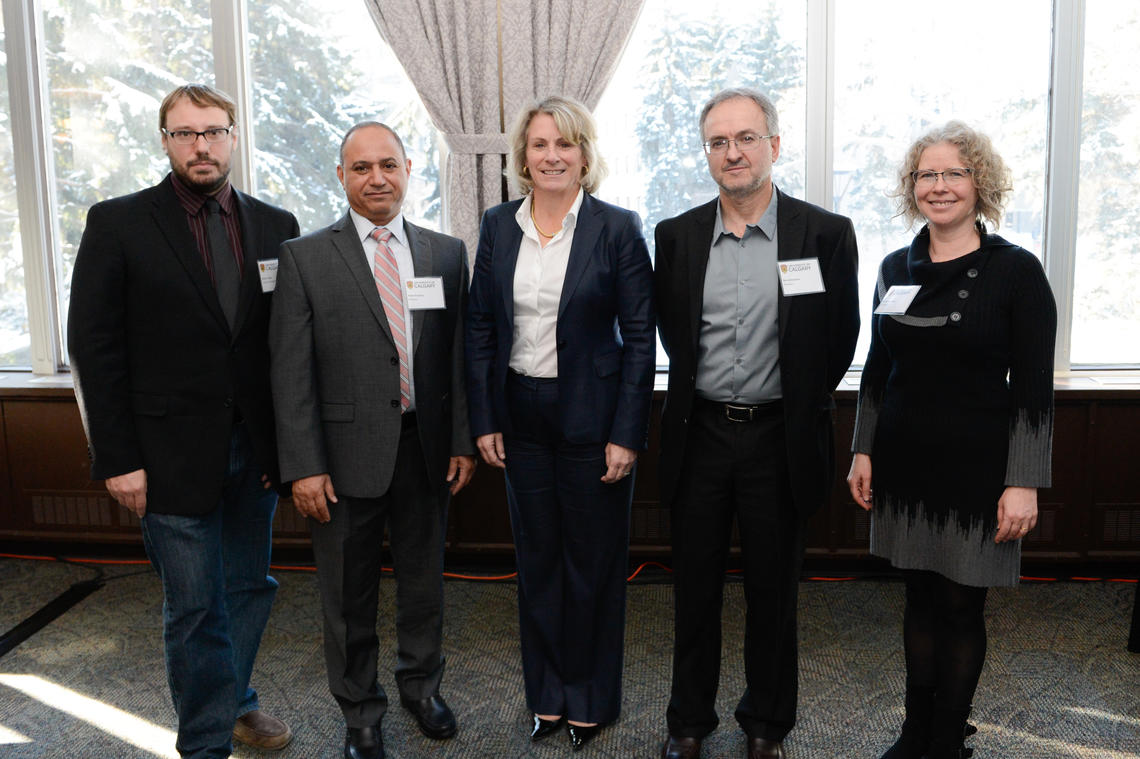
[68, 84, 299, 758]
[656, 88, 860, 759]
[269, 122, 475, 759]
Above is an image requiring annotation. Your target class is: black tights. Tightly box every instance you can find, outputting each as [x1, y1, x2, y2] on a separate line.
[901, 569, 989, 710]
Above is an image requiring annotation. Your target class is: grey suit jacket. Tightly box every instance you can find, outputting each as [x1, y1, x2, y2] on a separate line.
[269, 211, 474, 499]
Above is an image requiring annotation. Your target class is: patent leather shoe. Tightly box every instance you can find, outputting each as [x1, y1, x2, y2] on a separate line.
[344, 725, 384, 759]
[531, 714, 565, 741]
[747, 737, 785, 759]
[400, 694, 457, 739]
[568, 723, 602, 751]
[661, 734, 702, 759]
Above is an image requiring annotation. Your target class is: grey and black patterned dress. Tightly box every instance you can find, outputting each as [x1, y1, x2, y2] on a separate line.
[852, 226, 1056, 587]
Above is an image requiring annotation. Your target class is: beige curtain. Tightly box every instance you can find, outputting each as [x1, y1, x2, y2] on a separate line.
[363, 0, 645, 255]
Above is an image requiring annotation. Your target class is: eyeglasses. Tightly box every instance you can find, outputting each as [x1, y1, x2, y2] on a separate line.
[162, 126, 234, 145]
[702, 133, 775, 155]
[911, 167, 973, 186]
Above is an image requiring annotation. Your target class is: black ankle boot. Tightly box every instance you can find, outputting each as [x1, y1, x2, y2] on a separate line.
[925, 706, 974, 759]
[879, 685, 935, 759]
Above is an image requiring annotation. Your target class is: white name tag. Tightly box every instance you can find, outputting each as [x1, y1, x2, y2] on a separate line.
[258, 259, 278, 293]
[405, 277, 446, 310]
[777, 257, 825, 296]
[874, 285, 921, 315]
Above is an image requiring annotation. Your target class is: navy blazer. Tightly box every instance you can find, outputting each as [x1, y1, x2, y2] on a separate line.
[466, 193, 655, 451]
[655, 190, 860, 516]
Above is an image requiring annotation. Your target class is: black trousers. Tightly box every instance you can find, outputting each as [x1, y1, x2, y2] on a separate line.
[309, 417, 448, 728]
[503, 371, 633, 725]
[666, 399, 805, 742]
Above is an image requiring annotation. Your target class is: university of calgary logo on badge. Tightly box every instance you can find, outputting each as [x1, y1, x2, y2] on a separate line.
[406, 280, 414, 291]
[780, 264, 788, 274]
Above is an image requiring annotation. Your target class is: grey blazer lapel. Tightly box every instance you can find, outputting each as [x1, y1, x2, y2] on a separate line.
[330, 212, 395, 346]
[405, 220, 433, 355]
[775, 189, 806, 344]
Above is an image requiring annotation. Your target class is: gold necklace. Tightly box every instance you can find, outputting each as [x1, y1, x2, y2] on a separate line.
[530, 201, 558, 239]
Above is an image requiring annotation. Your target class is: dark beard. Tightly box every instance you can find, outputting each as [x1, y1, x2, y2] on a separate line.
[172, 160, 229, 195]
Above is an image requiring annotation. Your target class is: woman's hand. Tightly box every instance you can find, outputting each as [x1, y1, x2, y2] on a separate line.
[476, 432, 506, 469]
[846, 453, 873, 511]
[601, 443, 637, 484]
[995, 486, 1038, 543]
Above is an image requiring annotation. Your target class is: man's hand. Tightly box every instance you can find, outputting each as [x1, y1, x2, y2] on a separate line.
[292, 474, 337, 523]
[600, 443, 637, 484]
[475, 433, 506, 469]
[447, 455, 477, 495]
[106, 468, 148, 518]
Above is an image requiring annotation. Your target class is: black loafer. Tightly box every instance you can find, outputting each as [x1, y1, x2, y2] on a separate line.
[344, 725, 384, 759]
[568, 723, 602, 751]
[531, 714, 565, 741]
[400, 694, 457, 739]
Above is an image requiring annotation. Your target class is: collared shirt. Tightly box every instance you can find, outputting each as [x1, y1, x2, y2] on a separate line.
[170, 172, 244, 285]
[509, 188, 584, 378]
[349, 208, 417, 411]
[695, 191, 782, 403]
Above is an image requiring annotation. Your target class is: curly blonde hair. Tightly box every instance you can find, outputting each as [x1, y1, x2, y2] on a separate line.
[894, 121, 1012, 229]
[506, 95, 608, 196]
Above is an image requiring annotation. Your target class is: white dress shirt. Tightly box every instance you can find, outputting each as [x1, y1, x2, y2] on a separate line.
[509, 189, 584, 378]
[349, 208, 417, 411]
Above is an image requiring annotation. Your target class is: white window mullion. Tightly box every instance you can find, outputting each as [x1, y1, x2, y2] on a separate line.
[1044, 0, 1085, 373]
[804, 0, 834, 210]
[211, 0, 256, 195]
[4, 0, 60, 374]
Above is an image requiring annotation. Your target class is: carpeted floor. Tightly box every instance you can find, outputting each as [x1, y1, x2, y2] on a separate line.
[1, 557, 1137, 758]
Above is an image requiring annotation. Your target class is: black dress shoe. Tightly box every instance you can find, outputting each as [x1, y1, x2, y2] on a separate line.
[531, 714, 565, 741]
[400, 694, 457, 739]
[661, 734, 702, 759]
[568, 723, 602, 751]
[344, 725, 384, 759]
[747, 737, 785, 759]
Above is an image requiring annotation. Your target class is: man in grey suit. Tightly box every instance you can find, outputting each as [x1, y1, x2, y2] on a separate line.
[269, 121, 476, 759]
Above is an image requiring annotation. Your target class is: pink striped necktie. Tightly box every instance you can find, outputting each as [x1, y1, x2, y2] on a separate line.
[369, 227, 411, 411]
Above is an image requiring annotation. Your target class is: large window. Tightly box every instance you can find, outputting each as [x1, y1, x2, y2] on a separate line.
[246, 0, 440, 235]
[0, 12, 29, 366]
[42, 0, 214, 350]
[833, 0, 1050, 366]
[1071, 2, 1140, 366]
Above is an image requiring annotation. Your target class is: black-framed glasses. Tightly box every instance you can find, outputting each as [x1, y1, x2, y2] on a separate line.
[911, 167, 973, 186]
[702, 133, 775, 155]
[161, 126, 234, 145]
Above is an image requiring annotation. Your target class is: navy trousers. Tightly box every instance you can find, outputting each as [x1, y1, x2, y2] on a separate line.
[503, 371, 633, 725]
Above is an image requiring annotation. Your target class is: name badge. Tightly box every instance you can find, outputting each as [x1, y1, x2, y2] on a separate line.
[258, 259, 278, 293]
[405, 277, 446, 310]
[777, 257, 825, 296]
[874, 285, 921, 315]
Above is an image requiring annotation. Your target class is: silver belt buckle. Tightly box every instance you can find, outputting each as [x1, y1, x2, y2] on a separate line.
[724, 403, 754, 422]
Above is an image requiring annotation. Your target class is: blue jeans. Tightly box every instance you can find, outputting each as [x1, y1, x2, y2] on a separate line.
[140, 424, 279, 759]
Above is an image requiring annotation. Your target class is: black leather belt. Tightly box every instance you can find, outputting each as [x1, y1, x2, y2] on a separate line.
[695, 397, 782, 422]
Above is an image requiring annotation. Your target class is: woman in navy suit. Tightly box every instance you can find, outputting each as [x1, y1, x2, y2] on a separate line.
[466, 95, 655, 750]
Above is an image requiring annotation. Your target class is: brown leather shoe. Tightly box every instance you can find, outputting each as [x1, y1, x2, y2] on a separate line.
[233, 710, 293, 750]
[662, 734, 702, 759]
[747, 737, 785, 759]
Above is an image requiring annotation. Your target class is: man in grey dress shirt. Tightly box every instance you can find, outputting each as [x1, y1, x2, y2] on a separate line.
[654, 88, 860, 759]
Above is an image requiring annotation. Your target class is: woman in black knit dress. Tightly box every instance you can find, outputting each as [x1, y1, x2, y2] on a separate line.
[847, 122, 1056, 759]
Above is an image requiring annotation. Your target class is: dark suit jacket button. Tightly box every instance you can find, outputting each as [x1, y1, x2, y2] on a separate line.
[957, 289, 969, 299]
[390, 356, 399, 366]
[391, 399, 400, 408]
[967, 268, 978, 278]
[949, 312, 962, 322]
[224, 398, 233, 408]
